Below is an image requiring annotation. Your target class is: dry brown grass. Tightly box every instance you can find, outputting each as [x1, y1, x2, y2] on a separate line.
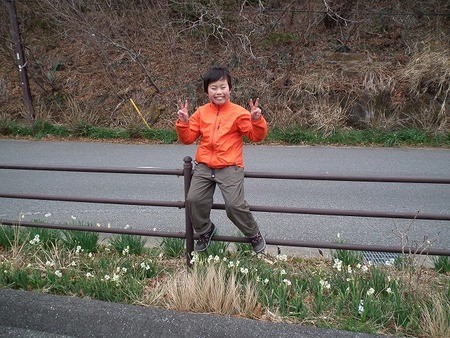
[308, 97, 348, 136]
[419, 293, 450, 338]
[155, 264, 261, 317]
[394, 43, 450, 132]
[401, 44, 450, 100]
[1, 225, 28, 269]
[1, 1, 449, 132]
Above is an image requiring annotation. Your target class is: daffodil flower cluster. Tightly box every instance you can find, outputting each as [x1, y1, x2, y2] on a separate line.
[207, 255, 221, 264]
[122, 245, 130, 255]
[384, 258, 395, 266]
[319, 279, 331, 289]
[140, 261, 151, 271]
[366, 287, 375, 296]
[29, 234, 40, 245]
[358, 299, 364, 314]
[189, 251, 199, 265]
[101, 266, 128, 285]
[283, 278, 292, 286]
[276, 254, 288, 262]
[333, 258, 342, 271]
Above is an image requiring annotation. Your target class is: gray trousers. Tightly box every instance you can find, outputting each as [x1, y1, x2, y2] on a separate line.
[186, 163, 260, 237]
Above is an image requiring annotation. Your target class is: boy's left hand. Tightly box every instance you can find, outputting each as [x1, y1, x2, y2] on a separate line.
[250, 98, 262, 121]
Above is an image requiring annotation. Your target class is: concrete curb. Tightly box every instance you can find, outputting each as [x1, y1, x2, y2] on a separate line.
[0, 288, 396, 338]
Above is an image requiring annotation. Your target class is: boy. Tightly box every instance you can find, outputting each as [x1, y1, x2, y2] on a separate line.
[176, 67, 268, 253]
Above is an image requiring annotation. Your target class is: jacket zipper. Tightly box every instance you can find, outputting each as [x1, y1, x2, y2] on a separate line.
[210, 105, 220, 166]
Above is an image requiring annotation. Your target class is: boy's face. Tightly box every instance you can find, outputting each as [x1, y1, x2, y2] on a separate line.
[207, 78, 230, 106]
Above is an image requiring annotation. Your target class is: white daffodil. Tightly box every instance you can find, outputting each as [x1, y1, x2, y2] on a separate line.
[283, 279, 292, 286]
[367, 287, 375, 296]
[358, 300, 364, 314]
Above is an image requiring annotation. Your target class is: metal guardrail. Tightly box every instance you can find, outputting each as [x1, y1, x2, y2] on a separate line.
[1, 157, 450, 266]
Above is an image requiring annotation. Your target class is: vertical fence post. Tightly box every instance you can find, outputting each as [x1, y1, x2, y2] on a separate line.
[5, 0, 34, 119]
[183, 156, 193, 266]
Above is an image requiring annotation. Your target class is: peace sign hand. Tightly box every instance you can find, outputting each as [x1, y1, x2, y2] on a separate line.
[177, 99, 189, 123]
[250, 98, 262, 121]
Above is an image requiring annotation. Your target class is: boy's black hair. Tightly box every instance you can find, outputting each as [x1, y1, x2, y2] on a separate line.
[202, 67, 232, 93]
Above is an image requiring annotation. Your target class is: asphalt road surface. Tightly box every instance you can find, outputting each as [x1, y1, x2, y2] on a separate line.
[1, 139, 449, 253]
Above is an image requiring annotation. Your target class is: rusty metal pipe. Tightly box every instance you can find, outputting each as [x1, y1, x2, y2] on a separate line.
[0, 164, 182, 176]
[0, 193, 184, 208]
[1, 160, 450, 265]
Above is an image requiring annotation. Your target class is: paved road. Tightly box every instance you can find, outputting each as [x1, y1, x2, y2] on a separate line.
[1, 139, 449, 252]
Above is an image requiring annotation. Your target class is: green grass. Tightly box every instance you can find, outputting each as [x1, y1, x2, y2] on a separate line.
[158, 237, 185, 258]
[432, 255, 450, 274]
[1, 223, 448, 338]
[108, 233, 147, 255]
[0, 119, 178, 144]
[267, 127, 450, 147]
[1, 119, 449, 147]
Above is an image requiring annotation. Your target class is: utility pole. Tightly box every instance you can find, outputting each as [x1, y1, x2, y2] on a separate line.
[5, 0, 35, 119]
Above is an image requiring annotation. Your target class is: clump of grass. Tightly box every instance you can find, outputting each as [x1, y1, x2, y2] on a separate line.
[32, 119, 71, 138]
[202, 238, 230, 257]
[400, 43, 450, 101]
[432, 256, 450, 274]
[61, 222, 99, 253]
[139, 128, 178, 144]
[0, 225, 23, 249]
[159, 260, 260, 316]
[0, 119, 33, 137]
[308, 97, 348, 137]
[159, 237, 185, 258]
[419, 293, 450, 338]
[0, 224, 29, 263]
[108, 234, 147, 255]
[26, 226, 62, 250]
[330, 233, 364, 266]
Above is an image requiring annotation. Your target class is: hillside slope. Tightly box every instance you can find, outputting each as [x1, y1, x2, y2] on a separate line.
[1, 0, 449, 134]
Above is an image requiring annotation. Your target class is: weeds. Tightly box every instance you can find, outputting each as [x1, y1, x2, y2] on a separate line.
[61, 223, 99, 253]
[159, 237, 185, 258]
[419, 293, 450, 338]
[0, 225, 22, 249]
[202, 237, 230, 257]
[108, 233, 147, 255]
[160, 263, 259, 316]
[331, 233, 364, 266]
[432, 256, 450, 274]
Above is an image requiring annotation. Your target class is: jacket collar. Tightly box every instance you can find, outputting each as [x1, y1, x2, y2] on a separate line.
[209, 100, 232, 110]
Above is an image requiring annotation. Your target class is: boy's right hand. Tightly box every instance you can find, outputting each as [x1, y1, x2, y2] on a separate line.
[177, 99, 189, 123]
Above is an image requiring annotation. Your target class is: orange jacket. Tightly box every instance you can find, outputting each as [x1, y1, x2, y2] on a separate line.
[176, 100, 268, 168]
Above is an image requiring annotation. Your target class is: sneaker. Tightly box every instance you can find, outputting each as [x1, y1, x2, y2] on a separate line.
[195, 223, 217, 252]
[250, 232, 266, 254]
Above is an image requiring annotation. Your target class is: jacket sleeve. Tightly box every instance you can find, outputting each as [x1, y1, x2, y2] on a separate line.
[175, 111, 201, 144]
[238, 113, 268, 143]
